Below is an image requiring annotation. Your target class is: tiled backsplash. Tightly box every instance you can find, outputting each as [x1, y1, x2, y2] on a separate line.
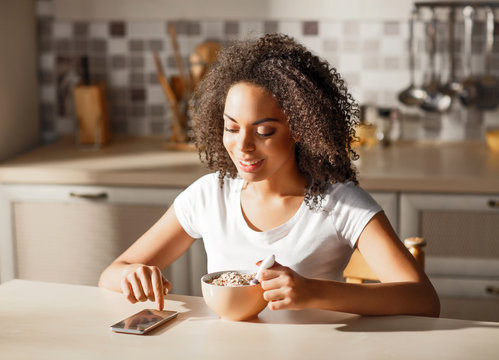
[36, 0, 499, 142]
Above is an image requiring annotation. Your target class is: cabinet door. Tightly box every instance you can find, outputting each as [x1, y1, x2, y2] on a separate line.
[400, 193, 499, 295]
[0, 184, 208, 295]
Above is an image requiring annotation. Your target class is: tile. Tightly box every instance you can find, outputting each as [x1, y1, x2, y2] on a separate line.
[53, 21, 73, 39]
[338, 54, 362, 72]
[320, 22, 341, 38]
[147, 85, 166, 104]
[202, 21, 224, 38]
[150, 121, 166, 134]
[130, 56, 145, 69]
[55, 39, 72, 53]
[362, 55, 380, 70]
[303, 21, 319, 36]
[111, 121, 128, 134]
[73, 22, 88, 38]
[89, 22, 109, 38]
[130, 88, 146, 101]
[129, 39, 145, 52]
[74, 39, 89, 54]
[108, 38, 128, 54]
[342, 39, 360, 53]
[127, 21, 164, 38]
[90, 38, 108, 53]
[38, 18, 52, 37]
[362, 39, 380, 53]
[39, 37, 53, 52]
[240, 20, 264, 38]
[111, 55, 127, 68]
[55, 117, 75, 134]
[360, 22, 382, 39]
[109, 70, 129, 87]
[129, 72, 145, 85]
[36, 0, 53, 17]
[90, 56, 107, 71]
[129, 104, 146, 116]
[110, 87, 129, 103]
[39, 70, 54, 85]
[148, 39, 164, 51]
[149, 105, 165, 117]
[323, 38, 339, 53]
[279, 21, 302, 38]
[383, 22, 400, 36]
[39, 53, 55, 71]
[380, 37, 405, 56]
[342, 22, 359, 37]
[127, 119, 150, 135]
[383, 56, 401, 69]
[264, 20, 279, 34]
[224, 21, 239, 36]
[110, 21, 126, 37]
[186, 21, 202, 36]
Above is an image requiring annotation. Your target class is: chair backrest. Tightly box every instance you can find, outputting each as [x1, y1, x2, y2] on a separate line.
[343, 237, 427, 284]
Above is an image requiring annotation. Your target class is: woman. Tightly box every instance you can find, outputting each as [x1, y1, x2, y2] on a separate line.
[99, 34, 440, 317]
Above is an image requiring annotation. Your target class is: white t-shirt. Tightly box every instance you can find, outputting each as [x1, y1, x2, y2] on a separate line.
[174, 173, 382, 281]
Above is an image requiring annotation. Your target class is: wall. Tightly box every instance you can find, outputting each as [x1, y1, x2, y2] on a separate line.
[35, 0, 499, 142]
[0, 0, 40, 161]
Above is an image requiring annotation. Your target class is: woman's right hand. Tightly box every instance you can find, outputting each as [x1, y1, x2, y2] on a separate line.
[121, 264, 172, 311]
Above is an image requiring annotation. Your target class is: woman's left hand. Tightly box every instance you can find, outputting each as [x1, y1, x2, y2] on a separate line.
[258, 261, 312, 311]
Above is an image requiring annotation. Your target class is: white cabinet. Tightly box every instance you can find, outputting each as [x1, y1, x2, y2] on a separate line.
[0, 184, 207, 296]
[400, 193, 499, 321]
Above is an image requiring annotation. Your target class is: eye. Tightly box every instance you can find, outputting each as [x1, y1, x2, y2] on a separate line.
[224, 127, 238, 133]
[256, 127, 275, 137]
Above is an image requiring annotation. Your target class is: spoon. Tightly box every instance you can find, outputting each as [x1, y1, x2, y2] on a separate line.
[459, 6, 478, 107]
[398, 6, 428, 106]
[250, 254, 275, 285]
[420, 8, 452, 113]
[441, 7, 462, 98]
[476, 7, 499, 110]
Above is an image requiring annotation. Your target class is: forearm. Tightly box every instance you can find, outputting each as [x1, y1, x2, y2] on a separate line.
[98, 261, 134, 293]
[306, 279, 440, 317]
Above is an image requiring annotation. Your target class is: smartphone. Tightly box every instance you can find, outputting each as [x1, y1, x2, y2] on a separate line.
[110, 309, 178, 335]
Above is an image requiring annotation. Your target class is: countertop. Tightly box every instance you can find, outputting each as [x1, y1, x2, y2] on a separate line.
[1, 279, 499, 360]
[1, 136, 498, 193]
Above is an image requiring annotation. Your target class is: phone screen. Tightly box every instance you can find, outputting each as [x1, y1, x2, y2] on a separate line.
[110, 309, 178, 335]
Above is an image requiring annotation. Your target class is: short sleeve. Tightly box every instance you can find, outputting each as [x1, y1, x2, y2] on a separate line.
[330, 182, 383, 248]
[173, 174, 216, 239]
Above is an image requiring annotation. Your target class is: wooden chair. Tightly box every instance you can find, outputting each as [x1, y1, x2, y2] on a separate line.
[343, 237, 427, 283]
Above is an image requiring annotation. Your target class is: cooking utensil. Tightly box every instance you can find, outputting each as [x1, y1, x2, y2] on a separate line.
[441, 8, 462, 98]
[168, 23, 191, 96]
[189, 41, 221, 89]
[398, 7, 428, 106]
[476, 7, 499, 110]
[152, 52, 188, 143]
[420, 8, 452, 113]
[250, 254, 275, 285]
[459, 6, 478, 107]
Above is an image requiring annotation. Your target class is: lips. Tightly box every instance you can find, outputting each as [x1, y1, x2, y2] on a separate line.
[238, 158, 264, 172]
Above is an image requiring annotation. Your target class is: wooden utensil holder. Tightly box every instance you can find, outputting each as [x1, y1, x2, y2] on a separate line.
[73, 82, 110, 146]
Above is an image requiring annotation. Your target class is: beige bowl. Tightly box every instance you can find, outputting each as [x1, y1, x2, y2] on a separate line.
[201, 270, 268, 321]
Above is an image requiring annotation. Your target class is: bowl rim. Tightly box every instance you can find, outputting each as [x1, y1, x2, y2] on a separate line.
[201, 270, 258, 287]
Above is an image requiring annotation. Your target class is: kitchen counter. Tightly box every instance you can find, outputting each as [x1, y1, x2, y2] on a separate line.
[1, 279, 499, 360]
[0, 136, 498, 193]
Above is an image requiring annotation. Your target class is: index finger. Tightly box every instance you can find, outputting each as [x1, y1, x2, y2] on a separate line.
[151, 268, 164, 311]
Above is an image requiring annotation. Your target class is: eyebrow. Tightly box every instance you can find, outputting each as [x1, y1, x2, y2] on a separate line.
[223, 113, 281, 125]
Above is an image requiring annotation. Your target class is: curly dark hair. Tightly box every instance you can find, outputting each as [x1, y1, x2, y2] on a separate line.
[191, 33, 360, 209]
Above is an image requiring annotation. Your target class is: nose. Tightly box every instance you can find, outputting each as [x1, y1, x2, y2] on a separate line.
[237, 129, 255, 153]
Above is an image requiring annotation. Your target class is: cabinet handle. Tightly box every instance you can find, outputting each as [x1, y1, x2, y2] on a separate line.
[487, 200, 499, 208]
[486, 286, 499, 295]
[69, 192, 108, 200]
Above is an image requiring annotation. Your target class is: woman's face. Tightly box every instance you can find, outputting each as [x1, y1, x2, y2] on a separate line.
[223, 82, 297, 184]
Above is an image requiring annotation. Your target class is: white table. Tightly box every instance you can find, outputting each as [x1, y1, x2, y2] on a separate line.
[1, 280, 498, 360]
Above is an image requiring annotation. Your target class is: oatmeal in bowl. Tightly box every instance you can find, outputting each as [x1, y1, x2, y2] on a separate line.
[201, 270, 267, 321]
